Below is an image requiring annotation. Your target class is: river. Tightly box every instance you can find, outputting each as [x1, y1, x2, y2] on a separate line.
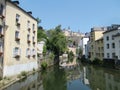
[3, 63, 120, 90]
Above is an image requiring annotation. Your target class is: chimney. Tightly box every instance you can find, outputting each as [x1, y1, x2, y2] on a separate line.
[12, 1, 19, 5]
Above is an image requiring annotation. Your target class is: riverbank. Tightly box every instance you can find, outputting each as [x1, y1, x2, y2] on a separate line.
[0, 69, 39, 90]
[0, 61, 55, 90]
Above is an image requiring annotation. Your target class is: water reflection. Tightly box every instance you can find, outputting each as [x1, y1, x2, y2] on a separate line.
[81, 65, 120, 90]
[3, 64, 120, 90]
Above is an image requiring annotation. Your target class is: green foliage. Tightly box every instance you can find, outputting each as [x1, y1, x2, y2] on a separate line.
[92, 58, 102, 65]
[36, 17, 41, 24]
[43, 45, 47, 56]
[46, 25, 67, 57]
[33, 68, 35, 71]
[17, 74, 21, 78]
[49, 52, 55, 60]
[41, 61, 48, 70]
[37, 29, 47, 42]
[21, 71, 27, 77]
[78, 47, 83, 56]
[68, 51, 74, 62]
[0, 77, 2, 80]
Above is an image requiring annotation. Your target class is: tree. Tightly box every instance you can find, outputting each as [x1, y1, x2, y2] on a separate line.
[37, 29, 47, 42]
[46, 25, 67, 64]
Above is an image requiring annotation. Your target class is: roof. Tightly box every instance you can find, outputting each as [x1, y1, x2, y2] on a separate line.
[103, 25, 120, 34]
[113, 33, 120, 37]
[6, 0, 37, 22]
[103, 29, 118, 34]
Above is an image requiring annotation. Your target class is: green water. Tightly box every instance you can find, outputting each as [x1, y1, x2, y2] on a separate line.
[3, 64, 120, 90]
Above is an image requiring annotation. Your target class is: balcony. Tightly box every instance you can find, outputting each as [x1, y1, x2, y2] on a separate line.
[33, 30, 35, 33]
[14, 52, 20, 58]
[32, 55, 36, 58]
[28, 28, 31, 31]
[27, 55, 30, 58]
[33, 41, 35, 45]
[16, 22, 20, 26]
[27, 40, 31, 43]
[15, 37, 20, 41]
[16, 19, 20, 26]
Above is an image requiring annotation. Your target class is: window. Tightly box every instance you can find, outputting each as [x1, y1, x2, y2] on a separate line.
[27, 34, 30, 43]
[106, 36, 109, 41]
[112, 35, 114, 40]
[15, 31, 20, 41]
[26, 48, 31, 57]
[15, 31, 19, 38]
[112, 43, 115, 48]
[32, 36, 34, 42]
[32, 24, 35, 30]
[0, 4, 4, 15]
[16, 14, 20, 22]
[32, 49, 36, 58]
[107, 44, 109, 49]
[107, 53, 109, 58]
[27, 34, 30, 40]
[16, 14, 20, 26]
[27, 21, 30, 28]
[112, 53, 115, 58]
[13, 47, 20, 58]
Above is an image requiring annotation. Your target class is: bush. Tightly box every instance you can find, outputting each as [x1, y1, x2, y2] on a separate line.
[92, 58, 103, 65]
[17, 74, 21, 78]
[68, 51, 74, 62]
[21, 71, 27, 77]
[33, 68, 35, 71]
[49, 52, 55, 60]
[41, 61, 48, 70]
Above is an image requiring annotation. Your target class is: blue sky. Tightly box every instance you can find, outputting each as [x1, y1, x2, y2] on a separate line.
[19, 0, 120, 33]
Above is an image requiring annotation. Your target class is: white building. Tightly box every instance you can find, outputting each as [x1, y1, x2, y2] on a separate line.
[37, 41, 45, 55]
[103, 25, 120, 61]
[79, 36, 89, 58]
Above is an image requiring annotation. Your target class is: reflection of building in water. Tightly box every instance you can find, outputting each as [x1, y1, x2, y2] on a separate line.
[66, 65, 80, 82]
[87, 66, 106, 90]
[82, 67, 89, 85]
[105, 72, 120, 90]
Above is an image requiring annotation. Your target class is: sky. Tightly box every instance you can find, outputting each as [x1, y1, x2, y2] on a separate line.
[18, 0, 120, 33]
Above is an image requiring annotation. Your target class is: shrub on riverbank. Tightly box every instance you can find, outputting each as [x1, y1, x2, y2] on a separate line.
[92, 58, 103, 65]
[41, 61, 48, 70]
[68, 51, 74, 62]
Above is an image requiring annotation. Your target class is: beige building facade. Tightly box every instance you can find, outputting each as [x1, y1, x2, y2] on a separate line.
[0, 0, 38, 77]
[89, 27, 106, 61]
[95, 38, 104, 61]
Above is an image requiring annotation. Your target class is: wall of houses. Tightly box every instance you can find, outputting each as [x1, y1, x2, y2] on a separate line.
[2, 1, 38, 77]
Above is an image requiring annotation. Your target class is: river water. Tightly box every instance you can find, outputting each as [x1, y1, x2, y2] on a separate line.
[3, 64, 120, 90]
